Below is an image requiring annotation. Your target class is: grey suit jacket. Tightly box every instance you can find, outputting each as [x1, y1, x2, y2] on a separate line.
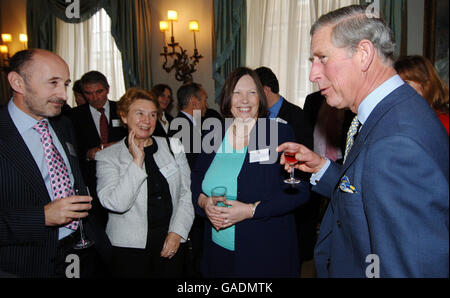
[95, 136, 194, 249]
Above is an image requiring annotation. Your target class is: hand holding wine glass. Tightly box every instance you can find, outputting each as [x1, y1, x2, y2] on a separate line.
[277, 142, 327, 174]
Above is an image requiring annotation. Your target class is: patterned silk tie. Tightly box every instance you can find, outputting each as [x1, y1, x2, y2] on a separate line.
[33, 120, 79, 230]
[343, 115, 361, 163]
[97, 107, 109, 144]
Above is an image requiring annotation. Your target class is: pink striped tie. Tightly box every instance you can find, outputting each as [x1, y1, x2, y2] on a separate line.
[33, 120, 79, 230]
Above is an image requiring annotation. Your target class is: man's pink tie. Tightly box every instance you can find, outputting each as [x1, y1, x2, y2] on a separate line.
[33, 120, 79, 230]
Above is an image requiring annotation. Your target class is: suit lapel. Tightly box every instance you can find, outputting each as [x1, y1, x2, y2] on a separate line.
[340, 89, 400, 174]
[0, 107, 51, 204]
[277, 100, 289, 120]
[83, 104, 101, 142]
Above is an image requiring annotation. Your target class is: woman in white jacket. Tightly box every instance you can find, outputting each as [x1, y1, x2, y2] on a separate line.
[95, 87, 194, 278]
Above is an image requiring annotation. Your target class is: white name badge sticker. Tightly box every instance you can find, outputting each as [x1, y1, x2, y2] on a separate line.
[275, 117, 288, 124]
[66, 142, 77, 156]
[249, 148, 270, 163]
[112, 119, 122, 127]
[159, 162, 178, 179]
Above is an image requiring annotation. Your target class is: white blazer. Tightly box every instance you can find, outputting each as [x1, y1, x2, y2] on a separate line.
[95, 136, 194, 249]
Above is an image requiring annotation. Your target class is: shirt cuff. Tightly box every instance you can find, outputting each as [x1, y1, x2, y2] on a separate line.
[310, 158, 331, 185]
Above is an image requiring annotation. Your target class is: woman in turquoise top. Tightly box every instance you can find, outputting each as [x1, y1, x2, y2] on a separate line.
[191, 67, 310, 277]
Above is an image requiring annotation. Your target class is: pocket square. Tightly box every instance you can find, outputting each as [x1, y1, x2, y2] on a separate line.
[339, 175, 358, 193]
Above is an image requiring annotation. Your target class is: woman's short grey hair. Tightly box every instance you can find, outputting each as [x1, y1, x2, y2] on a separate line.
[310, 4, 396, 65]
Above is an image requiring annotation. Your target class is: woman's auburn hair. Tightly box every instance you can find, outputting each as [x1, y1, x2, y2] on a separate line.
[395, 55, 449, 114]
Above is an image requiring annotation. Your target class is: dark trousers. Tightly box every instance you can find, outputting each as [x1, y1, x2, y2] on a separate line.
[111, 225, 185, 278]
[184, 216, 204, 277]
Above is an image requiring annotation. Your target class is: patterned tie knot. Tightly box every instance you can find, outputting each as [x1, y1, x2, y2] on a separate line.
[343, 115, 360, 163]
[33, 119, 50, 135]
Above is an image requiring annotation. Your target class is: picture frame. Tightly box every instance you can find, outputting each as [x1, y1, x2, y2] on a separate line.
[423, 0, 449, 86]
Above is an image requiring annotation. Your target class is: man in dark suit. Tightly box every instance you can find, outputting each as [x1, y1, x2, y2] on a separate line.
[0, 49, 111, 277]
[255, 66, 313, 150]
[168, 82, 208, 169]
[168, 82, 208, 278]
[67, 71, 127, 229]
[279, 5, 448, 277]
[255, 66, 315, 273]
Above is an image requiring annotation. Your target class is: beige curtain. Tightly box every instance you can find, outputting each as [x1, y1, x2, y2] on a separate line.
[246, 0, 358, 108]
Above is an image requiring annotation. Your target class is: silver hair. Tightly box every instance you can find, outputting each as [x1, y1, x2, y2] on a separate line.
[310, 4, 396, 65]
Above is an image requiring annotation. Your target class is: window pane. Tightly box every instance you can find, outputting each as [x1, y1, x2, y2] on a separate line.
[56, 9, 126, 106]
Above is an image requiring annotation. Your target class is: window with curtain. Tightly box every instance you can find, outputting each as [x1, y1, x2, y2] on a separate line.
[55, 8, 126, 107]
[246, 0, 358, 108]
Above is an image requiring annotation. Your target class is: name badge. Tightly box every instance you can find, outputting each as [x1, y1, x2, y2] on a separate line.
[275, 117, 288, 124]
[249, 148, 270, 163]
[159, 162, 178, 179]
[112, 119, 122, 127]
[66, 142, 77, 156]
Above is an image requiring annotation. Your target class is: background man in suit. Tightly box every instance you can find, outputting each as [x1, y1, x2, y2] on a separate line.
[0, 49, 111, 277]
[68, 71, 127, 229]
[255, 66, 313, 149]
[168, 82, 208, 169]
[278, 5, 448, 277]
[168, 82, 208, 277]
[255, 66, 315, 274]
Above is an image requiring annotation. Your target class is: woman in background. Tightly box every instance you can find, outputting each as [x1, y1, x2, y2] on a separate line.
[151, 84, 174, 136]
[395, 55, 449, 133]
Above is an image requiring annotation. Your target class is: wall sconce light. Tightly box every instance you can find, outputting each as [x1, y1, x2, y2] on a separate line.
[160, 10, 203, 84]
[19, 34, 28, 49]
[1, 34, 12, 43]
[1, 33, 12, 69]
[0, 33, 29, 69]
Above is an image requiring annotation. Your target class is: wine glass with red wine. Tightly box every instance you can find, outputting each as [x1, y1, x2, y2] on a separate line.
[283, 149, 301, 184]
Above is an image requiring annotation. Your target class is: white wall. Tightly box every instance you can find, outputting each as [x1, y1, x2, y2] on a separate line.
[150, 0, 217, 117]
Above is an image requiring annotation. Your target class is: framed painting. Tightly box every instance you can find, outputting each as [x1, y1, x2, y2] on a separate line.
[424, 0, 449, 86]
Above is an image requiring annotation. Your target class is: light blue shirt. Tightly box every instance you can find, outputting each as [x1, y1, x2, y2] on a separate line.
[310, 75, 405, 185]
[268, 96, 284, 119]
[8, 100, 75, 239]
[201, 129, 247, 251]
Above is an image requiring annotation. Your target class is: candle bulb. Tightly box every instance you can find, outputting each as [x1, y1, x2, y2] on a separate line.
[160, 21, 169, 32]
[1, 34, 12, 43]
[189, 21, 199, 49]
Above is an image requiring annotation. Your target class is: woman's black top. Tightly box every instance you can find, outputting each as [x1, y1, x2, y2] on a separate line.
[125, 137, 173, 229]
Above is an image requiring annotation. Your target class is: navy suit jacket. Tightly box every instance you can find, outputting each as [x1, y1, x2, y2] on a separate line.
[0, 105, 112, 277]
[191, 118, 310, 277]
[313, 83, 449, 277]
[168, 112, 202, 170]
[67, 101, 127, 227]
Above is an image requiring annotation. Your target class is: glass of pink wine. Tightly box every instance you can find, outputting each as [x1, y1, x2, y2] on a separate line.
[283, 149, 301, 184]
